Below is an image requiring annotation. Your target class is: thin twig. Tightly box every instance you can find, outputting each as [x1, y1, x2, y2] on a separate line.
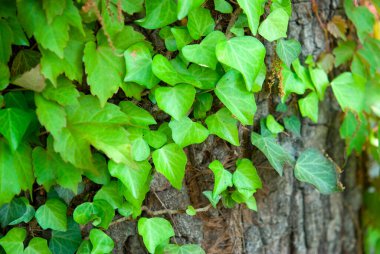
[141, 204, 212, 216]
[225, 8, 242, 39]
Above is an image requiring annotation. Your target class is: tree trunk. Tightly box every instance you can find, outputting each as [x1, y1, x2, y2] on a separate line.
[107, 1, 363, 253]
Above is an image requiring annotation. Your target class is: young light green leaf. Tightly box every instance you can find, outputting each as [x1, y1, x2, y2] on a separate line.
[136, 0, 177, 29]
[42, 77, 80, 106]
[76, 240, 92, 254]
[152, 143, 187, 189]
[295, 149, 339, 194]
[0, 197, 35, 228]
[339, 112, 368, 156]
[276, 39, 301, 67]
[187, 64, 221, 90]
[73, 200, 115, 229]
[258, 8, 289, 42]
[119, 101, 156, 127]
[298, 92, 319, 123]
[164, 244, 206, 254]
[89, 229, 114, 254]
[0, 228, 26, 254]
[233, 159, 262, 191]
[187, 7, 215, 40]
[177, 0, 205, 20]
[215, 70, 257, 125]
[171, 27, 193, 50]
[209, 160, 233, 199]
[0, 140, 34, 206]
[124, 42, 159, 89]
[216, 36, 266, 91]
[138, 217, 175, 254]
[83, 42, 124, 107]
[24, 237, 51, 254]
[309, 67, 329, 100]
[35, 199, 67, 231]
[143, 129, 168, 149]
[202, 190, 221, 208]
[266, 114, 284, 134]
[49, 217, 82, 254]
[205, 107, 240, 146]
[132, 138, 150, 161]
[169, 117, 209, 147]
[182, 31, 226, 70]
[251, 132, 293, 176]
[185, 206, 196, 216]
[331, 72, 365, 112]
[214, 0, 233, 13]
[236, 0, 266, 35]
[283, 115, 301, 137]
[155, 84, 196, 120]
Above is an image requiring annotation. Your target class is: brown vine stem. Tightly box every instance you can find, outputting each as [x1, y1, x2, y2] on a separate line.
[108, 204, 212, 227]
[225, 7, 242, 39]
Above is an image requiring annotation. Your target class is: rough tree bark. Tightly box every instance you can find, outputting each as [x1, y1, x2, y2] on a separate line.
[107, 0, 363, 253]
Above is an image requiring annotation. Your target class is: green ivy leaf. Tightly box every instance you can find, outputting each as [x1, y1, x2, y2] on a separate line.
[209, 160, 233, 199]
[83, 41, 124, 106]
[164, 244, 206, 254]
[73, 200, 115, 229]
[119, 101, 156, 127]
[0, 197, 35, 228]
[298, 92, 319, 123]
[89, 229, 114, 254]
[0, 140, 34, 206]
[202, 190, 221, 208]
[276, 39, 301, 67]
[136, 0, 177, 29]
[109, 160, 151, 208]
[51, 95, 133, 170]
[94, 181, 123, 209]
[215, 70, 257, 125]
[143, 129, 168, 149]
[152, 143, 187, 190]
[283, 115, 301, 137]
[131, 138, 150, 161]
[49, 217, 82, 254]
[24, 237, 51, 254]
[331, 72, 365, 112]
[0, 107, 34, 151]
[138, 217, 175, 254]
[0, 228, 26, 254]
[33, 136, 82, 193]
[41, 77, 80, 106]
[233, 159, 262, 192]
[339, 112, 368, 155]
[309, 67, 329, 100]
[0, 20, 12, 64]
[171, 27, 193, 50]
[205, 108, 240, 146]
[159, 27, 177, 51]
[292, 59, 315, 91]
[182, 31, 226, 70]
[169, 117, 209, 147]
[111, 25, 146, 51]
[295, 149, 339, 194]
[266, 114, 284, 134]
[155, 84, 196, 120]
[194, 93, 213, 119]
[345, 4, 375, 43]
[124, 42, 159, 89]
[216, 36, 266, 91]
[250, 132, 293, 176]
[76, 240, 91, 254]
[0, 63, 10, 90]
[333, 40, 356, 67]
[35, 198, 67, 231]
[187, 7, 215, 40]
[177, 0, 205, 20]
[236, 0, 266, 35]
[271, 0, 292, 16]
[152, 54, 202, 87]
[42, 0, 66, 24]
[214, 0, 233, 13]
[258, 8, 289, 42]
[40, 33, 85, 86]
[185, 206, 196, 216]
[187, 64, 221, 89]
